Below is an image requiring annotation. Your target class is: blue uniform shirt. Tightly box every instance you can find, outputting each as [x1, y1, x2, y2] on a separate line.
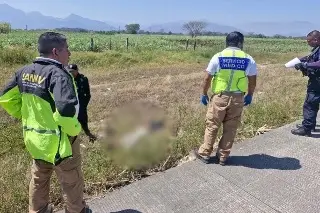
[301, 47, 320, 92]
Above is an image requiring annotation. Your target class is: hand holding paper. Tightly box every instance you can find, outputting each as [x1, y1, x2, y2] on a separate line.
[285, 57, 301, 68]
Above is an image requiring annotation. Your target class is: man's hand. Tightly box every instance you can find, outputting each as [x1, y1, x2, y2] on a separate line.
[201, 73, 212, 102]
[294, 62, 307, 71]
[294, 62, 309, 76]
[244, 94, 252, 106]
[89, 134, 97, 143]
[201, 95, 209, 106]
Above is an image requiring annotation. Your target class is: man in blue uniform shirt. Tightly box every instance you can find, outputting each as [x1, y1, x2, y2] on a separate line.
[292, 30, 320, 136]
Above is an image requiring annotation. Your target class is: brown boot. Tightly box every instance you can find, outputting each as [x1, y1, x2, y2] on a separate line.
[215, 152, 227, 166]
[219, 157, 227, 166]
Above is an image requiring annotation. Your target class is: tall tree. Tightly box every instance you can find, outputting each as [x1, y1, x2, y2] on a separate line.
[125, 23, 140, 34]
[0, 22, 11, 34]
[182, 21, 208, 38]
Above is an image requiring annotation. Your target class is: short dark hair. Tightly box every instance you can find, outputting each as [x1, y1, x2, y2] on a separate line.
[38, 32, 67, 56]
[307, 30, 320, 38]
[226, 31, 244, 47]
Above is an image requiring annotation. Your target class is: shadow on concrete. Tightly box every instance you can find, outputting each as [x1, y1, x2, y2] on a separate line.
[224, 154, 301, 170]
[110, 210, 142, 213]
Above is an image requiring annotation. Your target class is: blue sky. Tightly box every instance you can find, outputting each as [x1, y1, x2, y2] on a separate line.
[0, 0, 319, 25]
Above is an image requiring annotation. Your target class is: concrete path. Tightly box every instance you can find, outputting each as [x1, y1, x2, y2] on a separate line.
[59, 118, 320, 213]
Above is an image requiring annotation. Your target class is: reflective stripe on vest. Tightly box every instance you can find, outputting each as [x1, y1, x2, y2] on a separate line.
[211, 49, 250, 94]
[23, 126, 60, 135]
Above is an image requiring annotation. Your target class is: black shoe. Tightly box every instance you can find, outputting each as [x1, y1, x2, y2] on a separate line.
[192, 149, 210, 164]
[291, 127, 312, 137]
[80, 207, 92, 213]
[296, 124, 315, 132]
[44, 204, 53, 213]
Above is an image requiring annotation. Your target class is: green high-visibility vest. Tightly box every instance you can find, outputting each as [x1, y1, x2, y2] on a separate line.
[0, 58, 81, 165]
[211, 48, 250, 94]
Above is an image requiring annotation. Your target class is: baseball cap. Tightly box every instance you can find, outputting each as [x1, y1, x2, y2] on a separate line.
[67, 64, 78, 72]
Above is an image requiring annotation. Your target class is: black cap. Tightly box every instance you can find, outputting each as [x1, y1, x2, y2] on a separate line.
[68, 64, 78, 71]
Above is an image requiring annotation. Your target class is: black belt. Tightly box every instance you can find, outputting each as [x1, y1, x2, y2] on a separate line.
[216, 91, 245, 96]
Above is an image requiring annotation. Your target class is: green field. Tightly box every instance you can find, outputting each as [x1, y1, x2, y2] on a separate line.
[0, 30, 310, 67]
[0, 30, 311, 212]
[0, 31, 308, 52]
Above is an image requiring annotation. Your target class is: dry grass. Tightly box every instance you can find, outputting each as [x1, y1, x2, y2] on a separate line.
[0, 48, 309, 212]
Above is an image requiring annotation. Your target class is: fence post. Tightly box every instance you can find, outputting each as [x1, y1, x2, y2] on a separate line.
[193, 39, 197, 51]
[90, 38, 94, 51]
[109, 37, 112, 50]
[186, 39, 189, 50]
[126, 38, 129, 50]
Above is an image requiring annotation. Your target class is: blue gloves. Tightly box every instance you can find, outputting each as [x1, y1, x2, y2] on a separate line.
[201, 95, 209, 106]
[244, 94, 252, 106]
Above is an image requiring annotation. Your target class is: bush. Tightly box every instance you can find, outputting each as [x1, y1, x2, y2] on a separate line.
[0, 47, 35, 65]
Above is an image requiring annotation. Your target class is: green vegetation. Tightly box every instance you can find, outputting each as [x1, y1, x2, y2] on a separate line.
[0, 30, 308, 52]
[0, 30, 310, 213]
[0, 30, 310, 68]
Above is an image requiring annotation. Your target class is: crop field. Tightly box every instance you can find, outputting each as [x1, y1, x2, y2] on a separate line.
[0, 30, 312, 212]
[0, 31, 310, 67]
[0, 31, 308, 51]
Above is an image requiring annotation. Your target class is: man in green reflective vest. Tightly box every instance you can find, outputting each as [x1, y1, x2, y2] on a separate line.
[0, 32, 91, 213]
[193, 31, 257, 166]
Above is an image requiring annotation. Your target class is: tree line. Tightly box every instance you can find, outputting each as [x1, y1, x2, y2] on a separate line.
[0, 21, 305, 39]
[53, 22, 306, 39]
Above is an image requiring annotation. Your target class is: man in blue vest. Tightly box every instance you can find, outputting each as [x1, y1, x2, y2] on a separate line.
[193, 31, 257, 165]
[291, 30, 320, 136]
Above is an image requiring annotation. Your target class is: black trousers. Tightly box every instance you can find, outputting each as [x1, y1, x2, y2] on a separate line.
[78, 109, 90, 135]
[302, 92, 320, 131]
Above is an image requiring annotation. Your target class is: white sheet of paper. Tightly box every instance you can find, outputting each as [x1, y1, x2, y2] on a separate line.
[285, 57, 301, 68]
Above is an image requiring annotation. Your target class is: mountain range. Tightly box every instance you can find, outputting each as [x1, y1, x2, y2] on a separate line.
[0, 3, 318, 36]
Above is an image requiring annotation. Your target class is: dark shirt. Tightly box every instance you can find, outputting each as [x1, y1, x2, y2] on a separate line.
[300, 47, 320, 92]
[300, 47, 320, 69]
[74, 73, 91, 111]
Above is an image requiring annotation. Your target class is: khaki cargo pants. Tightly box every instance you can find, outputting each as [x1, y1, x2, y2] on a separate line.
[29, 137, 86, 213]
[198, 92, 244, 161]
